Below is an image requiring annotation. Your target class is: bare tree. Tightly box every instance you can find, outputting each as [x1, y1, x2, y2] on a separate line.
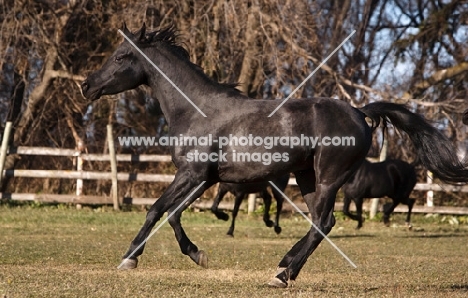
[1, 0, 466, 203]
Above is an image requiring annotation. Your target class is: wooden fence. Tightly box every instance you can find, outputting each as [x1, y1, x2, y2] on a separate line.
[1, 122, 468, 215]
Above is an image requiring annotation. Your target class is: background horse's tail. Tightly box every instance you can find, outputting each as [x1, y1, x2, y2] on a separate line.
[360, 102, 468, 183]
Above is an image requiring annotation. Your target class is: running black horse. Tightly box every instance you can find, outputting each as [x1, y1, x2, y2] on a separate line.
[81, 24, 468, 288]
[211, 174, 289, 236]
[342, 159, 416, 229]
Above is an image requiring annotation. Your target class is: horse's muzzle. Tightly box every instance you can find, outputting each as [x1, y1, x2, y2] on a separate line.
[80, 79, 101, 100]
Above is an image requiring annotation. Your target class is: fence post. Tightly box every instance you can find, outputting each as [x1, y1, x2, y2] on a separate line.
[247, 193, 256, 214]
[107, 125, 120, 210]
[426, 171, 434, 207]
[369, 137, 387, 219]
[75, 142, 84, 209]
[0, 122, 13, 186]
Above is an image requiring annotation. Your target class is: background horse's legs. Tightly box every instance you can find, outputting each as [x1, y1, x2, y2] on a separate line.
[271, 188, 284, 234]
[211, 184, 230, 221]
[399, 196, 416, 228]
[121, 171, 211, 269]
[355, 197, 365, 229]
[227, 192, 245, 236]
[342, 196, 364, 229]
[261, 190, 275, 228]
[382, 199, 400, 226]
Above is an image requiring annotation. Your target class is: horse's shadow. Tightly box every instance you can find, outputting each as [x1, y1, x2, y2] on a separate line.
[329, 234, 376, 239]
[396, 233, 468, 239]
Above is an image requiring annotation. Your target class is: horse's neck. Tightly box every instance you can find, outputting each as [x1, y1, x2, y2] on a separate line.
[144, 52, 240, 124]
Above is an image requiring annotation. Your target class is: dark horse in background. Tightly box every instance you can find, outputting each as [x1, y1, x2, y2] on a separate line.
[81, 24, 468, 288]
[342, 159, 416, 229]
[211, 174, 289, 236]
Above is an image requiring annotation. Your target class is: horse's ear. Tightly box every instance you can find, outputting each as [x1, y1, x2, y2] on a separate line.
[138, 22, 147, 41]
[122, 22, 131, 37]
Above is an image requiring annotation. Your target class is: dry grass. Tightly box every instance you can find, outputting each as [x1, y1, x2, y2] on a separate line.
[0, 203, 467, 297]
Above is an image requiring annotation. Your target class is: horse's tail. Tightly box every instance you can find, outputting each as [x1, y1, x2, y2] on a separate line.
[360, 102, 468, 184]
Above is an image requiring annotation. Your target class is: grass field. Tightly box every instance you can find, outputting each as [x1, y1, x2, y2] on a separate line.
[0, 203, 467, 297]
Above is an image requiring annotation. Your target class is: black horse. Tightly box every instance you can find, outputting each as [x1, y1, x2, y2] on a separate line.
[211, 174, 289, 236]
[342, 159, 416, 229]
[81, 24, 468, 288]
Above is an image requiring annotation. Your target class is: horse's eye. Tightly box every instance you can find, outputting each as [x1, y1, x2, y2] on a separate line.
[115, 55, 124, 63]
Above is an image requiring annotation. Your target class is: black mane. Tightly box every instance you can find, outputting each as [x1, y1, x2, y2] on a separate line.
[138, 26, 241, 95]
[144, 26, 190, 60]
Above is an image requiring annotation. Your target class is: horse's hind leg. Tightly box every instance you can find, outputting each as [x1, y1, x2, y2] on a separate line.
[261, 190, 275, 228]
[227, 193, 244, 236]
[211, 184, 230, 221]
[271, 171, 345, 287]
[269, 169, 316, 287]
[269, 151, 363, 288]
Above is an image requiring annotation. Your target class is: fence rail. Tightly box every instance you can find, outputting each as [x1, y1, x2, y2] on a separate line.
[1, 121, 467, 214]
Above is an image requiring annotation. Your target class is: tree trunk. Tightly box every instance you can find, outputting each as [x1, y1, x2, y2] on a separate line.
[237, 1, 260, 95]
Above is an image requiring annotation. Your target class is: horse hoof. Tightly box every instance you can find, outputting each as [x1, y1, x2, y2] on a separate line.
[218, 213, 229, 221]
[118, 258, 138, 270]
[383, 218, 390, 227]
[274, 226, 282, 234]
[275, 266, 287, 275]
[267, 277, 288, 288]
[406, 222, 413, 230]
[265, 220, 274, 228]
[197, 250, 208, 268]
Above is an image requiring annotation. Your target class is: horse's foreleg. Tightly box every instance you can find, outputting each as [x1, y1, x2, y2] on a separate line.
[120, 172, 210, 269]
[168, 189, 211, 268]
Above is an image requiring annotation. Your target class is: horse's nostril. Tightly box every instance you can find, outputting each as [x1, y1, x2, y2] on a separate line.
[81, 80, 89, 92]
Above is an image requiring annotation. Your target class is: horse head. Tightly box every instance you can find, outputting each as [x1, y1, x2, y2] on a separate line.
[81, 23, 148, 101]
